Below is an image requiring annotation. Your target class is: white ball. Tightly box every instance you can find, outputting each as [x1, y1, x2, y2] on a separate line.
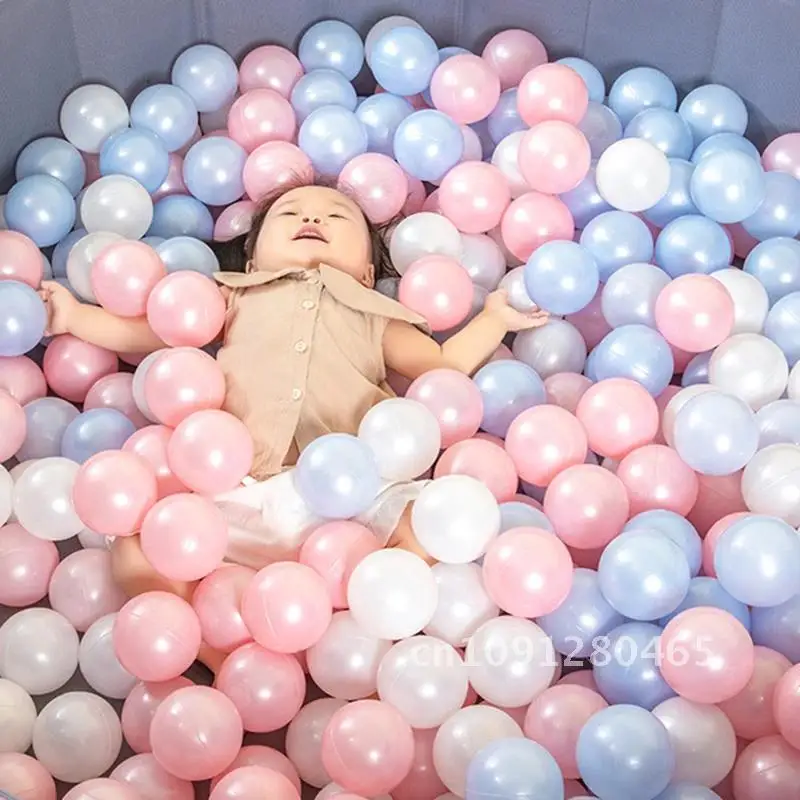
[710, 268, 770, 335]
[66, 231, 124, 303]
[411, 475, 500, 563]
[742, 443, 800, 527]
[389, 212, 462, 274]
[596, 138, 671, 212]
[78, 613, 137, 699]
[347, 549, 438, 640]
[662, 384, 718, 447]
[60, 85, 130, 154]
[491, 131, 531, 199]
[789, 361, 800, 400]
[0, 465, 12, 527]
[0, 678, 37, 753]
[80, 175, 153, 239]
[709, 333, 789, 410]
[460, 233, 507, 291]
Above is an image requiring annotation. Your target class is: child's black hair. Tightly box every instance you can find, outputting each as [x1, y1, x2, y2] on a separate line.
[209, 176, 400, 282]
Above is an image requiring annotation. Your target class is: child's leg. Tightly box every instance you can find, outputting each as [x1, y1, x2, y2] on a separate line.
[386, 502, 436, 565]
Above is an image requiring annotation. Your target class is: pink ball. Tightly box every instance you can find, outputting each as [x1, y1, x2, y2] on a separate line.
[518, 122, 591, 194]
[391, 728, 447, 800]
[398, 255, 474, 332]
[482, 527, 574, 617]
[84, 372, 149, 428]
[111, 753, 194, 800]
[670, 343, 695, 374]
[239, 45, 304, 97]
[524, 685, 608, 779]
[299, 521, 381, 609]
[43, 334, 118, 403]
[114, 591, 202, 682]
[167, 409, 253, 494]
[732, 735, 800, 800]
[228, 89, 297, 152]
[0, 355, 47, 405]
[285, 697, 347, 788]
[123, 424, 187, 498]
[140, 493, 228, 581]
[575, 377, 659, 460]
[0, 230, 43, 288]
[544, 372, 593, 414]
[211, 766, 300, 800]
[655, 274, 735, 353]
[321, 700, 415, 797]
[438, 162, 510, 234]
[241, 562, 333, 653]
[73, 450, 158, 536]
[214, 199, 256, 241]
[48, 548, 127, 632]
[143, 347, 226, 427]
[558, 669, 599, 693]
[338, 153, 408, 224]
[402, 176, 427, 216]
[726, 222, 759, 260]
[63, 779, 139, 800]
[0, 522, 59, 607]
[659, 607, 755, 704]
[762, 132, 800, 179]
[500, 191, 574, 261]
[0, 389, 25, 462]
[616, 444, 700, 516]
[211, 745, 301, 794]
[718, 646, 790, 741]
[193, 565, 255, 653]
[565, 290, 611, 350]
[91, 240, 167, 317]
[772, 663, 800, 749]
[461, 124, 484, 161]
[481, 29, 548, 91]
[654, 384, 682, 445]
[216, 642, 305, 733]
[146, 272, 225, 348]
[434, 437, 518, 502]
[120, 677, 193, 754]
[505, 405, 588, 486]
[152, 154, 188, 201]
[702, 511, 751, 578]
[421, 188, 442, 214]
[406, 368, 483, 447]
[243, 141, 314, 200]
[430, 54, 501, 124]
[687, 471, 747, 536]
[517, 63, 589, 126]
[0, 752, 57, 800]
[150, 686, 243, 782]
[544, 464, 630, 548]
[564, 778, 590, 799]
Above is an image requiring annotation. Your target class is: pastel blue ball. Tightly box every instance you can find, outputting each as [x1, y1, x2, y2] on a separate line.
[370, 26, 439, 96]
[291, 69, 358, 123]
[692, 132, 760, 164]
[591, 325, 674, 396]
[625, 108, 694, 159]
[61, 409, 137, 464]
[394, 110, 463, 182]
[149, 195, 214, 240]
[0, 281, 47, 357]
[742, 172, 800, 241]
[752, 593, 800, 663]
[643, 158, 698, 228]
[560, 166, 613, 229]
[608, 67, 678, 127]
[744, 237, 800, 305]
[100, 128, 170, 193]
[524, 240, 599, 315]
[473, 359, 546, 437]
[4, 175, 76, 247]
[655, 215, 731, 278]
[690, 149, 766, 224]
[579, 211, 654, 282]
[679, 84, 748, 144]
[156, 236, 219, 277]
[171, 44, 238, 113]
[355, 93, 414, 156]
[557, 57, 606, 102]
[298, 19, 364, 81]
[130, 84, 198, 153]
[764, 292, 800, 367]
[660, 577, 751, 631]
[298, 106, 368, 177]
[16, 136, 85, 196]
[183, 136, 247, 206]
[624, 510, 702, 577]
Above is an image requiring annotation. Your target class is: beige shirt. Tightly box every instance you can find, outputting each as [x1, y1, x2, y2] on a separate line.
[215, 264, 428, 480]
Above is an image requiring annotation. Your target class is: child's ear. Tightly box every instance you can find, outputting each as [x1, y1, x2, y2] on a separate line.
[361, 262, 375, 288]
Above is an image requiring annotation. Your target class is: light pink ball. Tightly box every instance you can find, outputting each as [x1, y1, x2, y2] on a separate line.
[500, 191, 574, 261]
[239, 45, 304, 97]
[84, 372, 149, 428]
[243, 141, 313, 200]
[517, 63, 589, 126]
[210, 766, 300, 800]
[120, 677, 193, 754]
[438, 162, 510, 234]
[0, 230, 43, 287]
[544, 372, 592, 414]
[0, 752, 57, 800]
[111, 753, 194, 800]
[123, 424, 187, 498]
[0, 522, 60, 607]
[0, 389, 26, 463]
[214, 199, 256, 241]
[399, 255, 475, 332]
[0, 355, 47, 405]
[42, 334, 118, 403]
[193, 564, 255, 653]
[430, 54, 501, 124]
[228, 89, 297, 152]
[63, 779, 140, 800]
[211, 745, 301, 794]
[435, 438, 518, 502]
[338, 153, 408, 224]
[91, 240, 166, 317]
[482, 29, 548, 91]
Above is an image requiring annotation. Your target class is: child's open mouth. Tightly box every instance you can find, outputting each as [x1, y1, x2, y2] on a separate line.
[293, 225, 328, 242]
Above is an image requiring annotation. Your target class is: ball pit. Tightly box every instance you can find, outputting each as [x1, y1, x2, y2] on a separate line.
[1, 6, 800, 800]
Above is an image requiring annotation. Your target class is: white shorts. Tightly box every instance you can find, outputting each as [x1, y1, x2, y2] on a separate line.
[214, 470, 427, 571]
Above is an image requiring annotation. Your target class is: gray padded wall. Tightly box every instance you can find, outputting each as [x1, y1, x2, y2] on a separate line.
[2, 0, 799, 189]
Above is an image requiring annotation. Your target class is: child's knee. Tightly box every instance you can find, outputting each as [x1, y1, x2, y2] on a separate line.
[111, 535, 194, 602]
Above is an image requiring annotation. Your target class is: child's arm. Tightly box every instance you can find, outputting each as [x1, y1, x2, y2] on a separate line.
[383, 289, 549, 379]
[40, 280, 167, 354]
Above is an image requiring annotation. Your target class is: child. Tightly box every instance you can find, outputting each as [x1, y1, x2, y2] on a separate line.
[40, 181, 548, 665]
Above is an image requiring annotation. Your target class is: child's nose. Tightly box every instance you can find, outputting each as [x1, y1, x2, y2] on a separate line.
[302, 216, 322, 224]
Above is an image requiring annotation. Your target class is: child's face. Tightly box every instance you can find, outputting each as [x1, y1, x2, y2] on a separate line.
[252, 186, 375, 285]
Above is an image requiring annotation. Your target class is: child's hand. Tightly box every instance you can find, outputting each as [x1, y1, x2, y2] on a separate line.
[484, 289, 550, 332]
[38, 280, 78, 336]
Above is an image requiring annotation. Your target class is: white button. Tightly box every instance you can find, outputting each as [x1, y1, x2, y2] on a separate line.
[291, 388, 303, 401]
[302, 299, 315, 310]
[308, 275, 320, 285]
[295, 340, 308, 353]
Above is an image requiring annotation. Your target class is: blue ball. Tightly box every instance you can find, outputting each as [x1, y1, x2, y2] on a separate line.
[625, 108, 694, 159]
[692, 132, 761, 164]
[421, 46, 471, 105]
[690, 149, 766, 224]
[756, 399, 800, 448]
[580, 101, 623, 159]
[473, 359, 546, 437]
[655, 215, 731, 278]
[679, 84, 748, 144]
[556, 57, 606, 102]
[16, 137, 86, 197]
[577, 704, 675, 798]
[751, 593, 800, 663]
[715, 515, 800, 607]
[680, 351, 712, 387]
[593, 622, 676, 709]
[100, 128, 170, 193]
[599, 530, 691, 621]
[524, 240, 599, 315]
[394, 109, 464, 182]
[660, 577, 751, 631]
[643, 158, 698, 228]
[5, 175, 76, 247]
[156, 237, 219, 277]
[656, 784, 725, 800]
[149, 195, 214, 240]
[171, 44, 239, 113]
[370, 26, 439, 96]
[624, 510, 702, 577]
[498, 501, 553, 534]
[538, 568, 625, 659]
[742, 172, 800, 241]
[291, 69, 358, 123]
[51, 228, 87, 278]
[466, 738, 564, 800]
[608, 67, 678, 127]
[298, 106, 368, 178]
[487, 89, 526, 144]
[355, 93, 414, 156]
[579, 211, 654, 282]
[591, 325, 674, 396]
[298, 19, 365, 81]
[601, 262, 671, 329]
[744, 237, 800, 305]
[61, 409, 137, 464]
[0, 281, 47, 357]
[764, 292, 800, 367]
[130, 84, 198, 153]
[183, 136, 247, 206]
[560, 166, 613, 229]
